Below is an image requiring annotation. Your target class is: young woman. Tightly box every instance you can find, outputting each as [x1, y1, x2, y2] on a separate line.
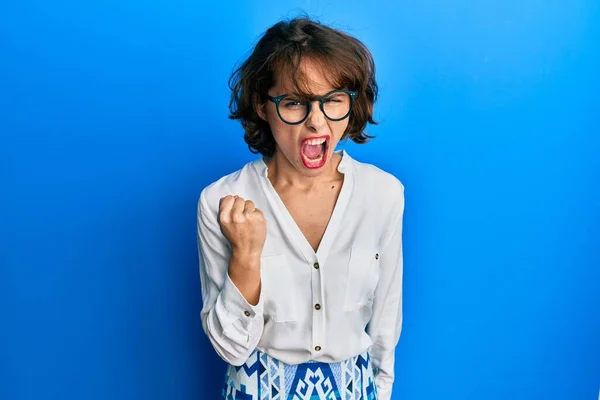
[197, 17, 405, 400]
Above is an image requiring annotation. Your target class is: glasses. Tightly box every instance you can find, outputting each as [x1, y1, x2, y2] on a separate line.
[267, 89, 357, 125]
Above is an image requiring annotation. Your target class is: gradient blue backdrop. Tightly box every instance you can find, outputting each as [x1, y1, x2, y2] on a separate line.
[1, 1, 598, 399]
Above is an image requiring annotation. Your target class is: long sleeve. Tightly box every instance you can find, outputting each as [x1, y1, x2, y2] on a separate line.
[197, 189, 265, 366]
[367, 191, 405, 400]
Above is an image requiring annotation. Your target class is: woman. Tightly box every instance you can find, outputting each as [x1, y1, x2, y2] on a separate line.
[197, 17, 405, 400]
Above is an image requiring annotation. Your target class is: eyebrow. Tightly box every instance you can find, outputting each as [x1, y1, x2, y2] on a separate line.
[282, 90, 343, 100]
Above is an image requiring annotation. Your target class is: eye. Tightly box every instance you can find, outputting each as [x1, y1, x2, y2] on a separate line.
[282, 99, 305, 109]
[325, 94, 344, 103]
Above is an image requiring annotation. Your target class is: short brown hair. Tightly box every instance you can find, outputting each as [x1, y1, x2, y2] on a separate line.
[228, 17, 378, 157]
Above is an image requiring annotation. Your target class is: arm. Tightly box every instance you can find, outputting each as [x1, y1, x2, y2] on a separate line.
[197, 190, 265, 366]
[367, 191, 405, 400]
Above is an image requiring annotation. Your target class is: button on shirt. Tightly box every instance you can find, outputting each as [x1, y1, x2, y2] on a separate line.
[197, 150, 405, 400]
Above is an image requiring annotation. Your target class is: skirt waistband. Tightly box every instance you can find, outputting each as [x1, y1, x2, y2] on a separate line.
[222, 349, 377, 400]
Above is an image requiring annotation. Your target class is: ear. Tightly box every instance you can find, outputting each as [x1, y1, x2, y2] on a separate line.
[256, 102, 268, 121]
[255, 97, 268, 122]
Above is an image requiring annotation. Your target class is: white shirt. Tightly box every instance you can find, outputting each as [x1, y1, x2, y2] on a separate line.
[197, 150, 405, 400]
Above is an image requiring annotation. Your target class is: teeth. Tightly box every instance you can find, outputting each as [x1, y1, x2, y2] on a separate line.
[305, 138, 326, 146]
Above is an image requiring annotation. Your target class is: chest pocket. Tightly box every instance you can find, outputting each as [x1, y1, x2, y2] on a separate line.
[344, 247, 381, 311]
[261, 253, 298, 322]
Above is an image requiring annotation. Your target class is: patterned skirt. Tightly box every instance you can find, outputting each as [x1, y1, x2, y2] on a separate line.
[222, 349, 377, 400]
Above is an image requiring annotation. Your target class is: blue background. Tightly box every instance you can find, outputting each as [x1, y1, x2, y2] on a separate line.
[1, 1, 598, 399]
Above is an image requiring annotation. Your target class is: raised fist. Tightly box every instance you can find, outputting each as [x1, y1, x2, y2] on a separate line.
[218, 195, 267, 259]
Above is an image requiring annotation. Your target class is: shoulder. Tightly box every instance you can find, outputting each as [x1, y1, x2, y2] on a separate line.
[346, 153, 406, 244]
[349, 154, 405, 207]
[198, 159, 260, 215]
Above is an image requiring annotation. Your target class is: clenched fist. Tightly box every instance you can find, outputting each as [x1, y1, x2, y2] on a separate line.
[218, 195, 267, 260]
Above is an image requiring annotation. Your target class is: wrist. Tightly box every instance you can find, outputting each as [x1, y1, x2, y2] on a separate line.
[230, 249, 261, 269]
[228, 254, 262, 306]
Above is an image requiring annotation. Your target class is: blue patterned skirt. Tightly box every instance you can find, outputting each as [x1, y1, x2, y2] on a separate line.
[222, 349, 377, 400]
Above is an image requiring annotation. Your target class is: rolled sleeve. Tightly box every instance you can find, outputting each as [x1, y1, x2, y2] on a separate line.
[221, 272, 264, 324]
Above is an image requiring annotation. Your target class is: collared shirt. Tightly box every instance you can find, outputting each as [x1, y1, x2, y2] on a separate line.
[197, 150, 405, 400]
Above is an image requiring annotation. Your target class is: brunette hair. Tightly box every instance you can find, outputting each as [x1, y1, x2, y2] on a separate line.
[228, 17, 378, 157]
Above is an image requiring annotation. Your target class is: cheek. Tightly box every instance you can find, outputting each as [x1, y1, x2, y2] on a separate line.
[267, 107, 294, 133]
[330, 120, 350, 139]
[272, 125, 301, 146]
[264, 107, 285, 137]
[269, 118, 301, 150]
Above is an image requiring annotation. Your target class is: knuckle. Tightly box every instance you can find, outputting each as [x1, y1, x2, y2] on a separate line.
[219, 195, 232, 208]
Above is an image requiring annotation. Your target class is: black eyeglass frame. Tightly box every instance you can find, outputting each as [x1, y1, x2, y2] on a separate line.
[266, 89, 357, 125]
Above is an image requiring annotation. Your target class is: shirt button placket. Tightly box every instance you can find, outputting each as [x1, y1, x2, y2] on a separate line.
[311, 259, 323, 356]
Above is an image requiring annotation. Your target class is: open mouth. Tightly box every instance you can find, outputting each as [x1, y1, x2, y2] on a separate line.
[301, 136, 329, 169]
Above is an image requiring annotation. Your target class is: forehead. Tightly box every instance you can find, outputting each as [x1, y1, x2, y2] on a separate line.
[273, 57, 340, 96]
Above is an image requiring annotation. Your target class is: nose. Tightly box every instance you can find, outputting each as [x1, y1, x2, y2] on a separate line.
[305, 100, 326, 130]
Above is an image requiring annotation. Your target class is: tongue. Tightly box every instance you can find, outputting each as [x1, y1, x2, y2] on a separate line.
[304, 144, 323, 159]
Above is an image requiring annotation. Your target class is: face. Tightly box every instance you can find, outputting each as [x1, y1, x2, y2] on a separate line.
[257, 59, 350, 178]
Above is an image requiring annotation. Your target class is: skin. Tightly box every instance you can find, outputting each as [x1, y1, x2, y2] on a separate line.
[218, 58, 349, 305]
[258, 59, 349, 184]
[218, 195, 266, 305]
